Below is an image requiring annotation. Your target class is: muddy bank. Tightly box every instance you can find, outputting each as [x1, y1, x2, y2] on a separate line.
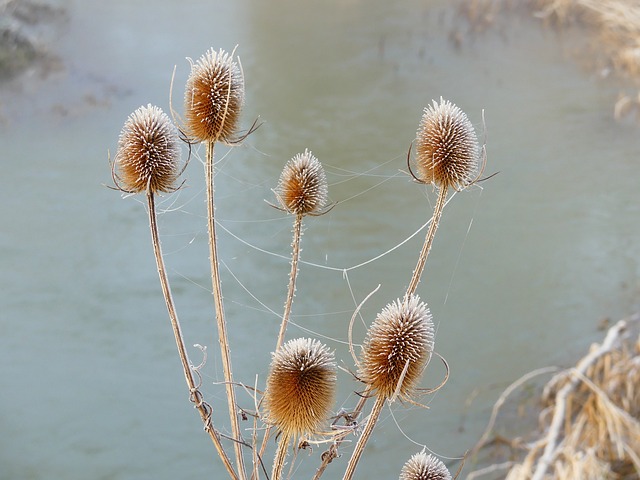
[0, 0, 66, 81]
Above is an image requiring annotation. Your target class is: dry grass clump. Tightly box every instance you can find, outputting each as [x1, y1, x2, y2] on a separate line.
[468, 315, 640, 480]
[531, 0, 640, 83]
[564, 0, 640, 121]
[455, 0, 640, 123]
[457, 0, 640, 76]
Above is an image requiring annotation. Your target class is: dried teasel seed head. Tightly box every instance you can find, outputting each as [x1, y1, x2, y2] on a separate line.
[275, 149, 328, 215]
[114, 104, 181, 194]
[184, 48, 244, 144]
[399, 452, 452, 480]
[415, 97, 479, 190]
[359, 294, 435, 400]
[265, 338, 336, 438]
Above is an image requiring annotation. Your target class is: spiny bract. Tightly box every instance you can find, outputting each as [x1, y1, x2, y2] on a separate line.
[115, 104, 181, 194]
[415, 97, 479, 190]
[276, 149, 328, 216]
[359, 295, 435, 400]
[265, 338, 336, 438]
[184, 48, 244, 144]
[399, 452, 452, 480]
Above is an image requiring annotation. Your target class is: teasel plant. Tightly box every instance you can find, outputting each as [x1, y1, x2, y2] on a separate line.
[111, 51, 488, 477]
[341, 294, 439, 480]
[405, 97, 486, 299]
[180, 46, 258, 479]
[399, 451, 452, 480]
[316, 99, 483, 478]
[248, 150, 332, 469]
[263, 338, 337, 480]
[110, 104, 238, 479]
[270, 149, 330, 351]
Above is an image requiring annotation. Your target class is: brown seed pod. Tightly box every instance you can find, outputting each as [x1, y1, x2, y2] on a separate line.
[184, 48, 244, 144]
[275, 149, 328, 216]
[114, 104, 181, 194]
[265, 338, 336, 438]
[359, 294, 435, 401]
[399, 452, 452, 480]
[415, 97, 479, 191]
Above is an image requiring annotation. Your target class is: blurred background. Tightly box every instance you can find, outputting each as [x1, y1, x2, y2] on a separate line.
[1, 0, 639, 478]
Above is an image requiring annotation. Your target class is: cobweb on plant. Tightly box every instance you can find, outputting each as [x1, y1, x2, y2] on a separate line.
[149, 145, 483, 459]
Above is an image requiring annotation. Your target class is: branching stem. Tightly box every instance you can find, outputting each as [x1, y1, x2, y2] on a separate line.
[405, 185, 448, 299]
[146, 189, 238, 480]
[271, 434, 291, 480]
[276, 212, 303, 351]
[205, 141, 246, 480]
[312, 389, 370, 480]
[342, 395, 386, 480]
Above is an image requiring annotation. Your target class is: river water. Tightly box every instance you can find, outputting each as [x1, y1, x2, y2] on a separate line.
[1, 1, 639, 479]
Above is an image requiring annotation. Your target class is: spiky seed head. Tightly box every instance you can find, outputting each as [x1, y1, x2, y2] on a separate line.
[265, 338, 336, 438]
[359, 294, 435, 400]
[399, 452, 452, 480]
[276, 149, 328, 215]
[184, 48, 244, 144]
[114, 104, 181, 194]
[415, 97, 479, 190]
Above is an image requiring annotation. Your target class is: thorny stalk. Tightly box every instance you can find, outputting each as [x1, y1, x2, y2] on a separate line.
[405, 185, 448, 300]
[146, 189, 238, 480]
[312, 392, 370, 480]
[205, 140, 247, 479]
[276, 212, 304, 351]
[341, 395, 386, 480]
[271, 434, 291, 480]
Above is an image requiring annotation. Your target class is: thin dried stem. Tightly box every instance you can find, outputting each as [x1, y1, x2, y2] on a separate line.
[312, 389, 370, 480]
[146, 189, 238, 480]
[271, 434, 291, 480]
[342, 395, 386, 480]
[257, 423, 273, 476]
[205, 140, 246, 479]
[276, 212, 303, 351]
[405, 185, 448, 299]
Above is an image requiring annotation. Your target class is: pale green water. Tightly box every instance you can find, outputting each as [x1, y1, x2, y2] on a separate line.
[1, 1, 639, 479]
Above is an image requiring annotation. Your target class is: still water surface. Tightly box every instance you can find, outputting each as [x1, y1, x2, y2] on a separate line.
[1, 1, 639, 479]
